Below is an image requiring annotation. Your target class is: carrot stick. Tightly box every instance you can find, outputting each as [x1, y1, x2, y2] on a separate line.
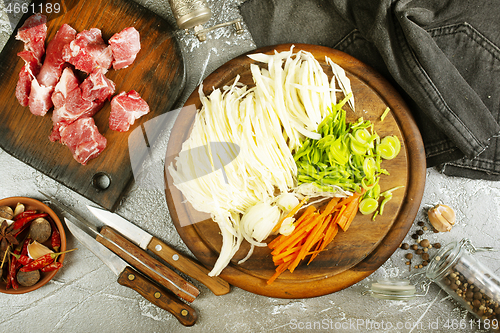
[272, 246, 301, 262]
[289, 213, 330, 272]
[318, 223, 339, 253]
[272, 196, 308, 233]
[271, 229, 309, 256]
[319, 197, 340, 218]
[340, 199, 359, 232]
[270, 213, 318, 254]
[293, 205, 317, 227]
[267, 261, 291, 285]
[333, 192, 361, 210]
[338, 196, 360, 231]
[307, 215, 333, 264]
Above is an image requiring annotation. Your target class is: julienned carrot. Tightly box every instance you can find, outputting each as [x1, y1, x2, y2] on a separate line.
[333, 191, 361, 210]
[272, 196, 309, 233]
[338, 197, 359, 231]
[270, 213, 318, 255]
[267, 206, 316, 249]
[266, 193, 362, 284]
[289, 212, 331, 272]
[272, 246, 300, 263]
[308, 215, 333, 264]
[340, 199, 359, 232]
[267, 261, 291, 285]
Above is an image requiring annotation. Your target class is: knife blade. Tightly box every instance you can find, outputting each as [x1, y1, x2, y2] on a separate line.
[40, 192, 199, 302]
[87, 205, 231, 296]
[64, 218, 197, 326]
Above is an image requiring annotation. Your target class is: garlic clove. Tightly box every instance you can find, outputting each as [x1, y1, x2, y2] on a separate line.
[278, 217, 296, 236]
[13, 203, 25, 217]
[428, 204, 455, 232]
[27, 240, 54, 260]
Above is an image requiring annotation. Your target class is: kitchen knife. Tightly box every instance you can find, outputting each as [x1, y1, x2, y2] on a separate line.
[40, 192, 199, 302]
[64, 218, 197, 326]
[87, 205, 231, 296]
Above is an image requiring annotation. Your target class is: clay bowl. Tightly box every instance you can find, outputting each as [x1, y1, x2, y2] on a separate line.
[0, 197, 66, 294]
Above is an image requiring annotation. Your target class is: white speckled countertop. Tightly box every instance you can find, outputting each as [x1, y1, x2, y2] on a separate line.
[1, 1, 499, 332]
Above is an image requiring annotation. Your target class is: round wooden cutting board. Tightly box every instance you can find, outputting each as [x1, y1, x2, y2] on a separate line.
[164, 44, 426, 298]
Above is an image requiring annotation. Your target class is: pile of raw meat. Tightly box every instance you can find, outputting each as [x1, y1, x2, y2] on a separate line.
[15, 14, 150, 165]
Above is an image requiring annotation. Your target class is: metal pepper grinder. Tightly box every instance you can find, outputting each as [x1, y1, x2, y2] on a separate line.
[168, 0, 243, 41]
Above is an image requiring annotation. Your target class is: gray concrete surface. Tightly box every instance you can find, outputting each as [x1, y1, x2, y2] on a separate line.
[1, 1, 499, 332]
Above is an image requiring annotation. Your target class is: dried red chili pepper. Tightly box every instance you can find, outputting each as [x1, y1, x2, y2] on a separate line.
[13, 210, 38, 221]
[5, 273, 12, 290]
[9, 213, 48, 236]
[11, 253, 33, 266]
[9, 254, 19, 290]
[46, 217, 60, 252]
[40, 261, 62, 272]
[20, 238, 30, 256]
[19, 248, 76, 272]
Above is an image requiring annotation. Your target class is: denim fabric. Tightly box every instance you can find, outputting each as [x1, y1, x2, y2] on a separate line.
[240, 0, 500, 180]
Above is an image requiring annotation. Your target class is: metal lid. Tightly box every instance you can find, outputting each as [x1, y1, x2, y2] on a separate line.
[176, 8, 211, 30]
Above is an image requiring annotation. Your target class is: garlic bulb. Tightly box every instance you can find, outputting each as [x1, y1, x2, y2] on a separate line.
[427, 204, 455, 232]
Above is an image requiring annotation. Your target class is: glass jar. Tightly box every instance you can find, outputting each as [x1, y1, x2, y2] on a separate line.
[426, 239, 500, 326]
[369, 278, 416, 300]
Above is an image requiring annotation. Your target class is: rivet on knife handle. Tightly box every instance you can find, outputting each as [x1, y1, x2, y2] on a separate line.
[148, 237, 231, 296]
[117, 266, 197, 326]
[98, 226, 200, 302]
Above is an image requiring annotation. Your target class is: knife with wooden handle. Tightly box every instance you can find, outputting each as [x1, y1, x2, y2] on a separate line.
[117, 266, 197, 326]
[40, 192, 199, 303]
[87, 205, 231, 295]
[65, 218, 197, 326]
[98, 226, 200, 302]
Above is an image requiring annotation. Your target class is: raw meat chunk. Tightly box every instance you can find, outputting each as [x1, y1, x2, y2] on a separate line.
[109, 90, 149, 132]
[51, 67, 80, 111]
[15, 13, 47, 62]
[27, 79, 53, 116]
[36, 24, 77, 88]
[15, 14, 47, 106]
[50, 67, 113, 141]
[15, 51, 40, 106]
[62, 28, 113, 73]
[80, 68, 116, 103]
[60, 117, 107, 165]
[29, 23, 76, 115]
[109, 27, 141, 70]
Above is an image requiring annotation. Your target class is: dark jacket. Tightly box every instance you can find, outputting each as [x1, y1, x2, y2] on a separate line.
[240, 0, 500, 180]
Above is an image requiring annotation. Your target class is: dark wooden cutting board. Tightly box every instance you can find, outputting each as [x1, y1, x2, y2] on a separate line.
[0, 0, 184, 211]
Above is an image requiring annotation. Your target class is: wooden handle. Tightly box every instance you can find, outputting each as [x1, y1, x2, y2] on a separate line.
[148, 237, 231, 296]
[117, 266, 197, 326]
[98, 226, 200, 302]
